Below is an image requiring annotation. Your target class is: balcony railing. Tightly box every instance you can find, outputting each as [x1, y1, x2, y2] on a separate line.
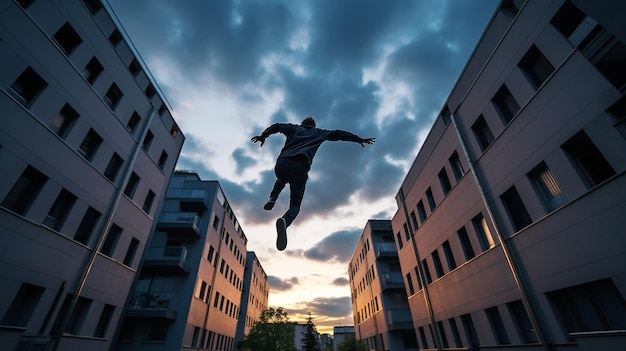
[380, 271, 404, 291]
[143, 246, 189, 274]
[127, 292, 177, 319]
[386, 308, 413, 330]
[375, 242, 398, 258]
[156, 212, 201, 238]
[167, 188, 209, 212]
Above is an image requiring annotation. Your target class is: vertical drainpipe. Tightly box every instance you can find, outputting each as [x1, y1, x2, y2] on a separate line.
[398, 189, 442, 351]
[449, 110, 550, 350]
[198, 185, 228, 351]
[47, 105, 157, 351]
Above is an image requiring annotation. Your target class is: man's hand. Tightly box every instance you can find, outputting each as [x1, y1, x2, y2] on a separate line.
[359, 137, 376, 147]
[251, 135, 265, 147]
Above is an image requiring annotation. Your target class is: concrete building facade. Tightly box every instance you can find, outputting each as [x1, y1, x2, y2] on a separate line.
[0, 0, 184, 350]
[391, 0, 626, 350]
[114, 171, 268, 351]
[349, 220, 417, 351]
[234, 251, 270, 348]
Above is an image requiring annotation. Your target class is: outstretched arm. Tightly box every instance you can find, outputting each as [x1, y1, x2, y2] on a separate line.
[250, 135, 265, 147]
[251, 123, 286, 147]
[358, 137, 376, 148]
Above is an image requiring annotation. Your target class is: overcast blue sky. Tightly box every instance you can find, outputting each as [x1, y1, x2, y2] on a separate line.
[106, 0, 500, 334]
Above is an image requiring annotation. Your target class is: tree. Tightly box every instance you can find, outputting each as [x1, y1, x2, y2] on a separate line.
[301, 313, 321, 351]
[240, 307, 297, 351]
[336, 334, 367, 351]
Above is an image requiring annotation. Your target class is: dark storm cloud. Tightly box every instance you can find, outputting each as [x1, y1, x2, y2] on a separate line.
[303, 229, 361, 263]
[267, 276, 299, 291]
[294, 296, 353, 318]
[231, 147, 256, 175]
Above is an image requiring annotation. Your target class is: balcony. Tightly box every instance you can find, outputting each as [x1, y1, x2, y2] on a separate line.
[375, 242, 398, 258]
[385, 308, 414, 330]
[127, 292, 177, 319]
[380, 271, 404, 291]
[143, 246, 190, 274]
[156, 212, 201, 239]
[167, 188, 209, 212]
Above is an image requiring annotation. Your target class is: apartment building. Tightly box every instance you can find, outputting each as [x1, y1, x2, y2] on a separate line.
[234, 251, 270, 348]
[114, 171, 267, 351]
[333, 326, 355, 351]
[390, 0, 626, 350]
[349, 220, 417, 351]
[0, 0, 184, 350]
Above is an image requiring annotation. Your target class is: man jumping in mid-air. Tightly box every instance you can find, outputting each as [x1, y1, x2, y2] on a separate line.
[251, 116, 375, 251]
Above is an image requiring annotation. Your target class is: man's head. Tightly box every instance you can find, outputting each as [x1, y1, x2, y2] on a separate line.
[301, 116, 316, 127]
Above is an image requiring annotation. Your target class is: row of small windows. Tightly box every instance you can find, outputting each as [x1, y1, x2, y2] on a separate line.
[415, 278, 625, 349]
[2, 282, 117, 339]
[223, 230, 246, 267]
[349, 237, 371, 279]
[352, 264, 376, 300]
[190, 326, 235, 351]
[1, 165, 142, 267]
[355, 296, 380, 325]
[219, 258, 244, 291]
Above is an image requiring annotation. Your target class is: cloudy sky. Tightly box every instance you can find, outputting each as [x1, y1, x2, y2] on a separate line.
[106, 0, 499, 334]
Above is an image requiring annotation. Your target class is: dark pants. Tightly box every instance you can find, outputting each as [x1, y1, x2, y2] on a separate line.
[270, 156, 309, 227]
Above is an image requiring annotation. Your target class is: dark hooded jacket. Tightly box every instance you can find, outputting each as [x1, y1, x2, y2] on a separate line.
[259, 123, 363, 166]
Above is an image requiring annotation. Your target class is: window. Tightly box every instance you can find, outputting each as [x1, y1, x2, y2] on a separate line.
[170, 125, 179, 137]
[442, 240, 456, 270]
[108, 29, 123, 46]
[1, 283, 44, 327]
[460, 314, 480, 348]
[448, 318, 463, 348]
[78, 128, 102, 161]
[83, 56, 103, 84]
[158, 150, 168, 170]
[104, 83, 123, 110]
[123, 238, 139, 266]
[501, 186, 532, 232]
[449, 151, 464, 181]
[562, 130, 615, 188]
[438, 168, 452, 195]
[457, 226, 475, 261]
[93, 304, 115, 338]
[592, 40, 626, 90]
[528, 162, 566, 212]
[405, 273, 415, 295]
[74, 206, 101, 245]
[124, 172, 140, 198]
[416, 201, 427, 222]
[547, 278, 626, 333]
[10, 67, 48, 106]
[492, 85, 520, 124]
[421, 259, 432, 284]
[472, 213, 496, 251]
[519, 45, 554, 89]
[158, 104, 167, 116]
[486, 306, 510, 344]
[551, 1, 601, 49]
[608, 95, 626, 139]
[437, 321, 449, 348]
[66, 296, 92, 335]
[2, 165, 48, 215]
[418, 326, 428, 349]
[403, 222, 410, 241]
[53, 22, 82, 55]
[206, 245, 215, 263]
[426, 187, 435, 211]
[507, 300, 538, 343]
[410, 211, 418, 231]
[142, 190, 155, 213]
[83, 0, 103, 14]
[396, 232, 403, 249]
[144, 320, 169, 341]
[145, 83, 156, 99]
[212, 215, 220, 230]
[51, 103, 78, 138]
[127, 112, 141, 134]
[432, 250, 444, 278]
[128, 58, 142, 76]
[101, 224, 122, 256]
[472, 115, 495, 151]
[43, 189, 77, 231]
[104, 153, 123, 182]
[142, 130, 154, 150]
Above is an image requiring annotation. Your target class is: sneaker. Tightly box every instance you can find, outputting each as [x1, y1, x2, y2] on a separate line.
[263, 197, 277, 211]
[275, 217, 287, 251]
